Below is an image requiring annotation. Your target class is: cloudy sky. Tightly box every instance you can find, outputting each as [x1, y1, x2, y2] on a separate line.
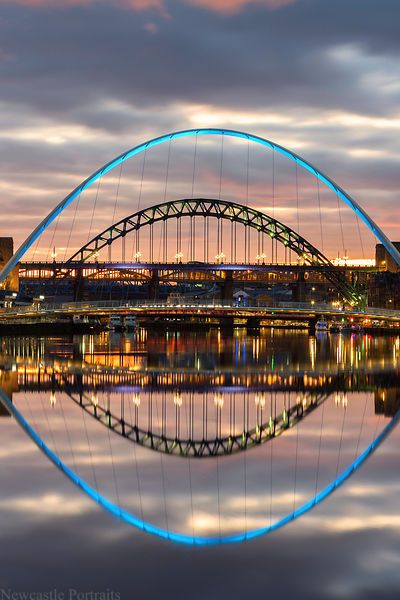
[1, 0, 400, 258]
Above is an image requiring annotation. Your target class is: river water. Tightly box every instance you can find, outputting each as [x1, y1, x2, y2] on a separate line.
[0, 328, 400, 599]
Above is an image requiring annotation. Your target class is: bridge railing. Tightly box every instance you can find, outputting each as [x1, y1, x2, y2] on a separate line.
[1, 298, 399, 319]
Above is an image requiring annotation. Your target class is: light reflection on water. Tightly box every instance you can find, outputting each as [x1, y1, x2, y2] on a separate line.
[1, 329, 400, 595]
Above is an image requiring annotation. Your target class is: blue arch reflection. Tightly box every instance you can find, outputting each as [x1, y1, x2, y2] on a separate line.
[1, 388, 399, 545]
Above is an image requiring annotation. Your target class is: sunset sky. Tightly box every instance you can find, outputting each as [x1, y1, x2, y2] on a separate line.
[1, 0, 400, 258]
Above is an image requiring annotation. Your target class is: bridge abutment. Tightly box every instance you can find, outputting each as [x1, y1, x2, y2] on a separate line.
[246, 317, 261, 331]
[219, 316, 234, 330]
[292, 271, 306, 303]
[220, 271, 233, 302]
[73, 268, 85, 302]
[149, 270, 159, 300]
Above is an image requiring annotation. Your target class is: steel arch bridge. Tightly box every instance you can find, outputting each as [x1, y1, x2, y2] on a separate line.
[65, 197, 360, 304]
[1, 127, 400, 286]
[62, 384, 328, 458]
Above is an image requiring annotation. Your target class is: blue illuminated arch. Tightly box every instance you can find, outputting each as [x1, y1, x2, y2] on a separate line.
[1, 127, 399, 283]
[1, 387, 398, 545]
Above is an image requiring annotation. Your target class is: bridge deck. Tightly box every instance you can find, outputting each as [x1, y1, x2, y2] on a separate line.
[0, 300, 399, 323]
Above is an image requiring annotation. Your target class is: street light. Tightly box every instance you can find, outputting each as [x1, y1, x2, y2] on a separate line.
[133, 251, 142, 263]
[175, 251, 184, 263]
[215, 252, 225, 264]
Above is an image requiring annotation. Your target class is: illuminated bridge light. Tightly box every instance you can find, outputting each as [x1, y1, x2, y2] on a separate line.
[254, 393, 266, 409]
[50, 392, 56, 408]
[132, 393, 141, 407]
[334, 392, 348, 408]
[174, 391, 183, 407]
[214, 393, 224, 409]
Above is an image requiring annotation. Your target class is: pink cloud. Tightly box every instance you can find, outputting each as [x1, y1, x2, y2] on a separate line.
[117, 0, 165, 11]
[0, 0, 90, 5]
[186, 0, 296, 14]
[0, 0, 164, 8]
[0, 0, 294, 10]
[0, 0, 92, 8]
[143, 21, 159, 33]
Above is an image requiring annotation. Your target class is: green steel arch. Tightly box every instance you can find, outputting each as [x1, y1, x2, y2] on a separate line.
[66, 197, 360, 304]
[64, 385, 328, 458]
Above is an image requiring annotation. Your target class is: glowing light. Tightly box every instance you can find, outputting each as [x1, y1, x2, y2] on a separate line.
[254, 393, 266, 408]
[50, 392, 56, 408]
[173, 391, 183, 407]
[214, 392, 224, 409]
[334, 391, 348, 408]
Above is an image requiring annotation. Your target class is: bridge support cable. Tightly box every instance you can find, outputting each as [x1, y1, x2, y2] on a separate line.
[335, 399, 348, 482]
[87, 175, 102, 245]
[106, 391, 122, 515]
[127, 393, 145, 523]
[109, 162, 124, 262]
[314, 396, 326, 497]
[317, 177, 324, 255]
[295, 160, 300, 236]
[183, 393, 195, 541]
[336, 192, 346, 258]
[293, 397, 299, 513]
[354, 394, 369, 462]
[155, 393, 170, 539]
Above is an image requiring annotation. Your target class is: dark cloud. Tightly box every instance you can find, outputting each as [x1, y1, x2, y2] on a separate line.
[1, 0, 400, 119]
[1, 0, 400, 254]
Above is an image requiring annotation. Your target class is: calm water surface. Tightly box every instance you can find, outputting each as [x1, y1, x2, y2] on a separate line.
[1, 329, 400, 599]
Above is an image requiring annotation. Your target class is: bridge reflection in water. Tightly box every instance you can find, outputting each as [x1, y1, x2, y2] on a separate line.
[0, 329, 400, 543]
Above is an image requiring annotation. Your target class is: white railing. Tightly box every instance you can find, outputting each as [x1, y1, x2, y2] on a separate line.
[1, 299, 399, 319]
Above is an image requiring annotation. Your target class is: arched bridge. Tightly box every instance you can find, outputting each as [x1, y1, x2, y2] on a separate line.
[63, 198, 360, 304]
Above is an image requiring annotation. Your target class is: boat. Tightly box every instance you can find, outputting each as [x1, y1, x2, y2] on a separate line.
[315, 318, 329, 332]
[125, 315, 137, 330]
[108, 315, 123, 330]
[341, 323, 364, 333]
